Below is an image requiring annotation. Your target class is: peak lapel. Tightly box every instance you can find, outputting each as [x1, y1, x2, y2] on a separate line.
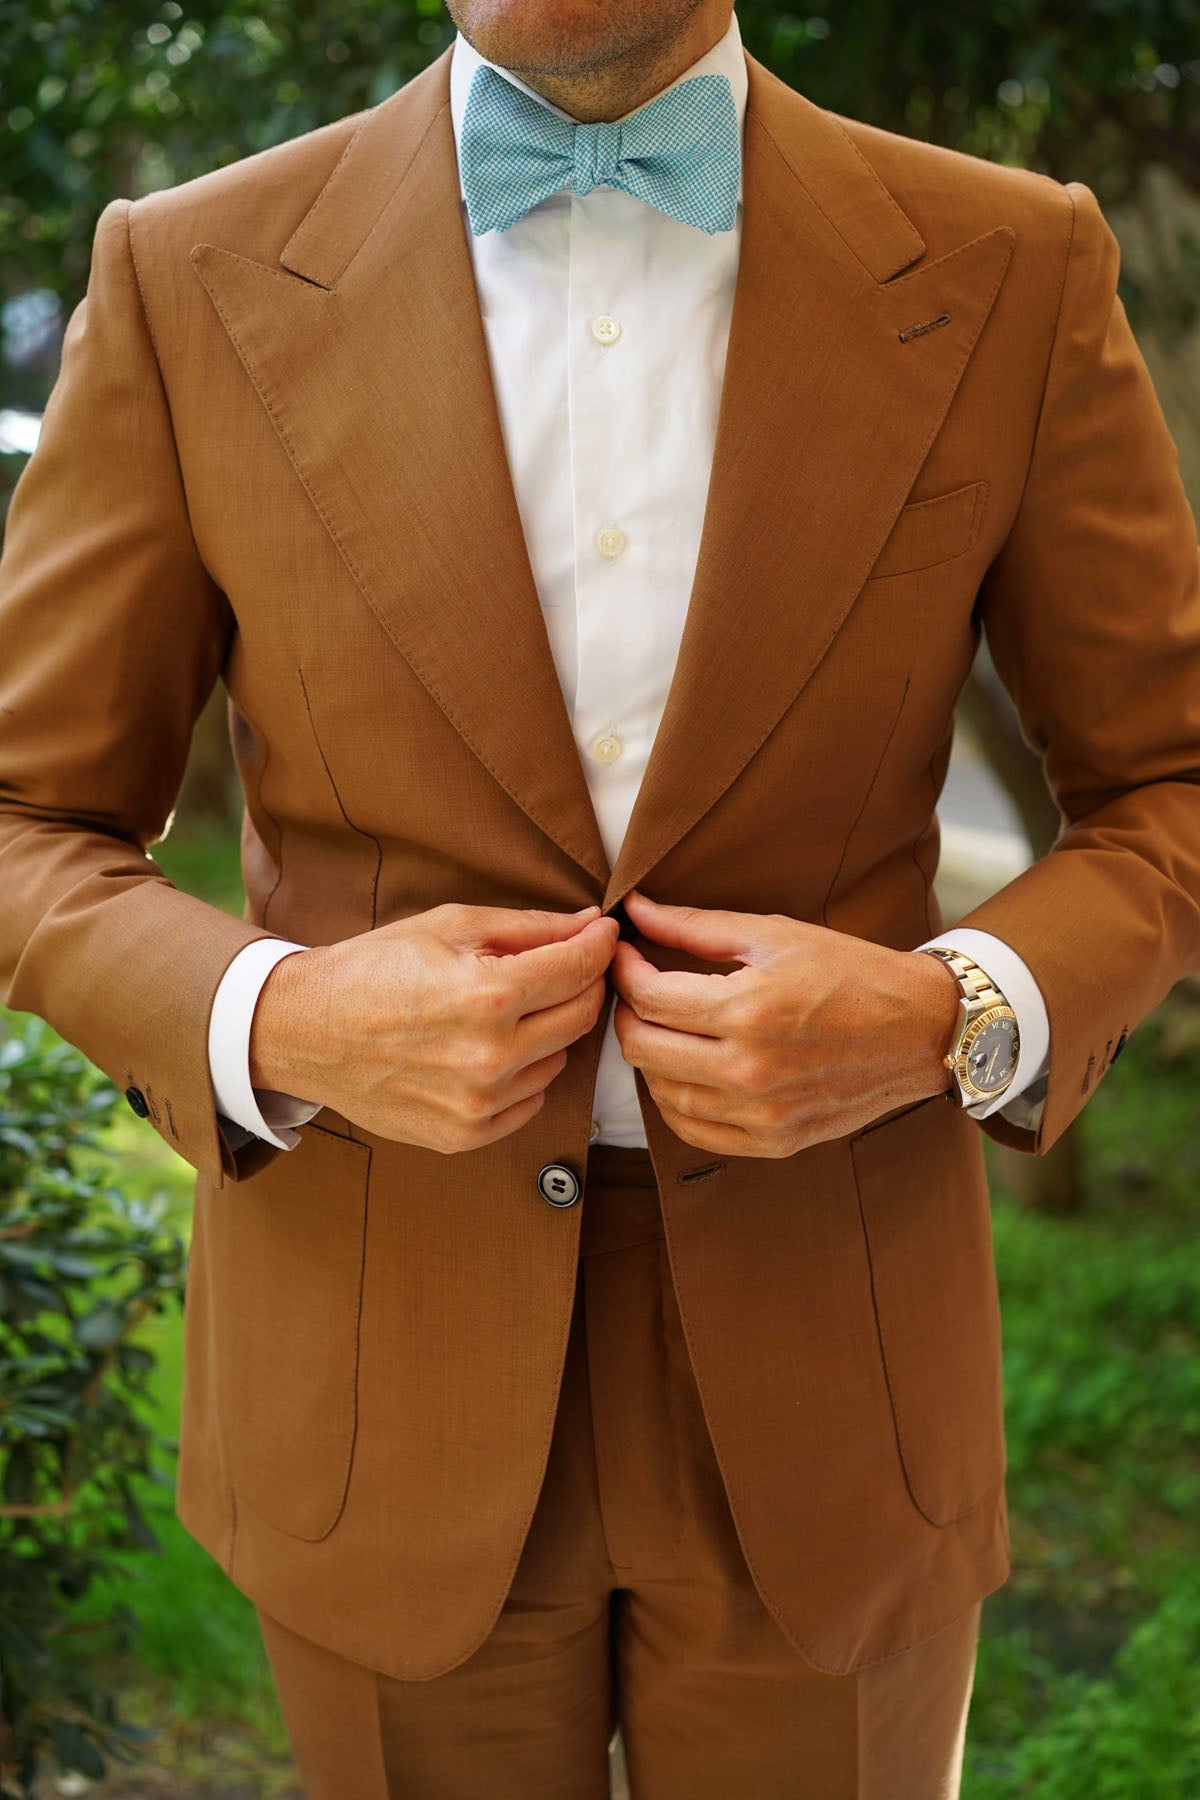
[191, 47, 611, 889]
[602, 55, 1014, 909]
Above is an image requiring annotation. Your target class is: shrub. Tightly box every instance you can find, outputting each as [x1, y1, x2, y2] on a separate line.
[0, 1015, 185, 1796]
[968, 1573, 1200, 1798]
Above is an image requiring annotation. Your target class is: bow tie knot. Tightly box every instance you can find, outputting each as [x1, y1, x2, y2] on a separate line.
[459, 62, 741, 237]
[573, 119, 623, 195]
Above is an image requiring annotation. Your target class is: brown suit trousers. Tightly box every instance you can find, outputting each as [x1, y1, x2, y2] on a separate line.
[255, 1144, 981, 1799]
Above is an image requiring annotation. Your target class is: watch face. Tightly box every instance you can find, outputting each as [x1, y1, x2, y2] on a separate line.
[963, 1015, 1019, 1093]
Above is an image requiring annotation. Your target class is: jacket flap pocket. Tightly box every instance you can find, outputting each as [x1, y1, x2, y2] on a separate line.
[850, 1093, 1006, 1526]
[868, 480, 987, 581]
[209, 1121, 372, 1541]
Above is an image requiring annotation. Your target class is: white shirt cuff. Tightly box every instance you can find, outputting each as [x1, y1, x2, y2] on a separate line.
[913, 926, 1050, 1125]
[207, 939, 322, 1151]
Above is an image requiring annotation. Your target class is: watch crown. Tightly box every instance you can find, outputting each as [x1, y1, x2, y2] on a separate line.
[943, 1054, 956, 1069]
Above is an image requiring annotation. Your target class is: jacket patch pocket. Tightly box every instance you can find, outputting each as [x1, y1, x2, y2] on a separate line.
[849, 1093, 1006, 1526]
[209, 1122, 371, 1540]
[867, 480, 987, 581]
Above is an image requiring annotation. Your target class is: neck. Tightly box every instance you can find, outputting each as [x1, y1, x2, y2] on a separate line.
[490, 2, 734, 124]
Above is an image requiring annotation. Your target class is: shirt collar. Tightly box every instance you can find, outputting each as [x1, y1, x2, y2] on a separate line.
[449, 8, 748, 209]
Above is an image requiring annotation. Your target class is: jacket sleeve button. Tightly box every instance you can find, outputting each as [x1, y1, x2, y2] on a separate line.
[124, 1085, 150, 1118]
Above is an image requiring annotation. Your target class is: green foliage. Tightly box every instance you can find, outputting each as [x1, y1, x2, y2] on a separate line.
[998, 1209, 1200, 1505]
[0, 1016, 186, 1798]
[737, 1, 1200, 197]
[968, 1573, 1200, 1797]
[959, 999, 1200, 1795]
[0, 0, 453, 298]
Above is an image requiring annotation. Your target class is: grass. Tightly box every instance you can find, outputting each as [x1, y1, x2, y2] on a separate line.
[12, 813, 1200, 1794]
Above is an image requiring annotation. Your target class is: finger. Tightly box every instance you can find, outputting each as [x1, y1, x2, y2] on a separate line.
[645, 1073, 735, 1118]
[610, 938, 737, 1032]
[488, 1045, 573, 1112]
[497, 916, 618, 1015]
[513, 978, 612, 1065]
[651, 1095, 752, 1156]
[448, 902, 602, 953]
[613, 1002, 733, 1085]
[466, 1088, 552, 1150]
[622, 890, 773, 963]
[647, 1072, 787, 1145]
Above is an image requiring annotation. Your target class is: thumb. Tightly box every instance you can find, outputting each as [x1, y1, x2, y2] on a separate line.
[621, 890, 776, 964]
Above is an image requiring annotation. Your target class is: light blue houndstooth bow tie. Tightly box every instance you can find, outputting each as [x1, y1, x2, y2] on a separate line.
[459, 61, 740, 237]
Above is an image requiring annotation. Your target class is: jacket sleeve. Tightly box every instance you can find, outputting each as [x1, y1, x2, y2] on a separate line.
[0, 196, 296, 1187]
[951, 179, 1200, 1156]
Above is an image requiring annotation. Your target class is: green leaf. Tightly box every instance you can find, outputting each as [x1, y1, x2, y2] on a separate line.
[0, 1242, 49, 1268]
[46, 1252, 102, 1279]
[74, 1303, 127, 1349]
[2, 1440, 34, 1505]
[0, 1125, 39, 1157]
[11, 1275, 70, 1313]
[55, 1565, 93, 1602]
[16, 1402, 76, 1431]
[48, 1719, 106, 1780]
[120, 1491, 163, 1554]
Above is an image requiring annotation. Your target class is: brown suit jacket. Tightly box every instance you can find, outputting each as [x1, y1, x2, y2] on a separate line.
[1, 42, 1198, 1680]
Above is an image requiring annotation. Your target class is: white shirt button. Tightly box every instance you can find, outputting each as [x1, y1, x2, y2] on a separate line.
[590, 733, 622, 764]
[589, 1117, 601, 1142]
[590, 314, 621, 345]
[595, 525, 626, 559]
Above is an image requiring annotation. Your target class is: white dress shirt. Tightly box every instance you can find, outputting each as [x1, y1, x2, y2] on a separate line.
[207, 11, 1051, 1154]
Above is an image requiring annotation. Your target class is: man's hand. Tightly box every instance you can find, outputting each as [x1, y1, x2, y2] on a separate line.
[612, 889, 962, 1157]
[249, 903, 618, 1154]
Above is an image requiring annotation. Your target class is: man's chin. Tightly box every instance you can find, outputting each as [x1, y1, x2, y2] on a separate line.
[449, 0, 675, 81]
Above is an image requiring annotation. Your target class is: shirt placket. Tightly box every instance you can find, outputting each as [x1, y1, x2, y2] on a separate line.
[566, 186, 668, 876]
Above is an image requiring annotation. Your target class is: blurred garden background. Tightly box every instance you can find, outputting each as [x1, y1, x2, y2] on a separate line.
[1, 2, 1199, 1795]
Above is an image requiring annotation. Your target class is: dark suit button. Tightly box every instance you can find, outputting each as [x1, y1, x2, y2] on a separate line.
[609, 901, 637, 943]
[124, 1085, 150, 1118]
[537, 1162, 580, 1208]
[1110, 1029, 1128, 1065]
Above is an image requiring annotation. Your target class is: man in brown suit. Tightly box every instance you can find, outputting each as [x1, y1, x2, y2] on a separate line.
[1, 0, 1198, 1792]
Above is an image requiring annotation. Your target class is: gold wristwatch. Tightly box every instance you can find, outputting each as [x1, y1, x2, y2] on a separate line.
[919, 947, 1020, 1107]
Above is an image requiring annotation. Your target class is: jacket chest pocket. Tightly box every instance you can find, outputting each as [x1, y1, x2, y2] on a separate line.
[849, 1093, 1006, 1525]
[866, 479, 988, 581]
[207, 1122, 372, 1540]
